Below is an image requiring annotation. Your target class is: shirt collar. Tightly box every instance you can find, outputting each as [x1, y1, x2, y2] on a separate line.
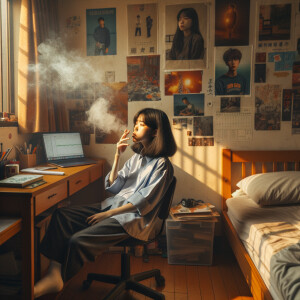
[138, 154, 153, 164]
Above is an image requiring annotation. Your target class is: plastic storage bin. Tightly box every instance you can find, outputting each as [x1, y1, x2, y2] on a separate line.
[166, 219, 215, 265]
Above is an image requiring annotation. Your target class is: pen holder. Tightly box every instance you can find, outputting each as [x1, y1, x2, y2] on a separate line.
[0, 161, 8, 180]
[19, 154, 36, 169]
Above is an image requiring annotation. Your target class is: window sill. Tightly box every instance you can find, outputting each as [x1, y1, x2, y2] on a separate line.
[0, 121, 18, 127]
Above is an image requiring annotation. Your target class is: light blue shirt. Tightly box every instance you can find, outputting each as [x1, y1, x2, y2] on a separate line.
[102, 153, 174, 241]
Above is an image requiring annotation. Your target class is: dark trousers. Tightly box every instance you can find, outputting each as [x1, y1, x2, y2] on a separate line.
[40, 204, 129, 281]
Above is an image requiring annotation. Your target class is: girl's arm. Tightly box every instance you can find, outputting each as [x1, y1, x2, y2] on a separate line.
[108, 129, 130, 186]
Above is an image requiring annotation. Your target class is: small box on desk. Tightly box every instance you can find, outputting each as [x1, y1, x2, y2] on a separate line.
[18, 154, 36, 169]
[166, 219, 215, 265]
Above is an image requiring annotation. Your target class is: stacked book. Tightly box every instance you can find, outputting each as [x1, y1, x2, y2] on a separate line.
[170, 202, 220, 222]
[0, 174, 44, 188]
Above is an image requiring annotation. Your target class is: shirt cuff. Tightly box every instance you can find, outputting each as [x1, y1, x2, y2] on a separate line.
[127, 192, 147, 216]
[105, 172, 125, 194]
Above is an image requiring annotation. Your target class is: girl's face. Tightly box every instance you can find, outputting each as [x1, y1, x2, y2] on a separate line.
[132, 114, 156, 146]
[178, 13, 192, 32]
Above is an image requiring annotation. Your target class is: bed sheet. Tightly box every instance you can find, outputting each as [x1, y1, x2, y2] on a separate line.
[227, 195, 300, 300]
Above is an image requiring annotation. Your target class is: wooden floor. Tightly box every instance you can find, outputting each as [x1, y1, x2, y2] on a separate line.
[39, 242, 253, 300]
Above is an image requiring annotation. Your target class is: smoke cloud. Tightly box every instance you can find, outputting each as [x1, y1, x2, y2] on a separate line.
[30, 38, 125, 135]
[86, 97, 125, 134]
[31, 38, 104, 90]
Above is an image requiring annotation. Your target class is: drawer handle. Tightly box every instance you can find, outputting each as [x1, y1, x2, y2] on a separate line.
[48, 193, 57, 199]
[75, 180, 82, 185]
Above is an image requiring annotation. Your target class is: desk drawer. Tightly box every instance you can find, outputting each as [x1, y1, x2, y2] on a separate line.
[69, 171, 89, 196]
[35, 182, 67, 216]
[90, 164, 102, 183]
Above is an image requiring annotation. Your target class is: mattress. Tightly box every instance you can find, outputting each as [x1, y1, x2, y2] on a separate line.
[227, 194, 300, 300]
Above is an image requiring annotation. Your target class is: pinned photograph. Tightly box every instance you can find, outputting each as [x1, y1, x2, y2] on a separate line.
[172, 118, 188, 130]
[256, 52, 266, 63]
[220, 97, 240, 112]
[165, 71, 202, 95]
[282, 89, 294, 122]
[215, 46, 251, 96]
[86, 8, 116, 56]
[127, 55, 160, 101]
[165, 3, 208, 70]
[215, 0, 250, 46]
[174, 94, 204, 116]
[258, 4, 291, 42]
[292, 93, 300, 134]
[193, 116, 213, 136]
[127, 4, 157, 55]
[254, 64, 266, 83]
[255, 84, 281, 130]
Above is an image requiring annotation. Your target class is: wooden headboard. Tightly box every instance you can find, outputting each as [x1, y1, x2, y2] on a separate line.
[222, 149, 300, 211]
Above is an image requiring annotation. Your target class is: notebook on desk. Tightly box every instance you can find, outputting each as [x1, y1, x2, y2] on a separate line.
[42, 132, 97, 168]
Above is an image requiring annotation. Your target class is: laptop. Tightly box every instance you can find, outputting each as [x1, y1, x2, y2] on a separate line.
[42, 132, 97, 168]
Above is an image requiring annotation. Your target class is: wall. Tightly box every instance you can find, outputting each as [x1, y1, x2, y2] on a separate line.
[57, 0, 300, 214]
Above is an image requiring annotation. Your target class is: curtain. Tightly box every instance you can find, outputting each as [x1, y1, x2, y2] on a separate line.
[18, 0, 68, 133]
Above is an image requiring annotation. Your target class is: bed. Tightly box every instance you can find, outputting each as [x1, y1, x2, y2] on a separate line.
[222, 149, 300, 300]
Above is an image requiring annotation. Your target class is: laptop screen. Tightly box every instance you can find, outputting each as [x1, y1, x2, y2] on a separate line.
[43, 132, 84, 161]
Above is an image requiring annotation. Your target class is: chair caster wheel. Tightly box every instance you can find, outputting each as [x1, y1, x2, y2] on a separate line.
[82, 280, 92, 290]
[155, 275, 165, 287]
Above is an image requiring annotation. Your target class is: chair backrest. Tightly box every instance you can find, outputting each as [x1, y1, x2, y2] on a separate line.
[158, 176, 177, 221]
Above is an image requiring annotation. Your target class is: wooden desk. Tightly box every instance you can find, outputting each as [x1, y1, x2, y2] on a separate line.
[0, 160, 105, 300]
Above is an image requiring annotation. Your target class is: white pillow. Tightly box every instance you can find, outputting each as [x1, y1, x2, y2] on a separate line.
[236, 171, 300, 206]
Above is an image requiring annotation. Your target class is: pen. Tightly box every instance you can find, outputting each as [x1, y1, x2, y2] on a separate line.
[3, 148, 12, 161]
[32, 146, 37, 154]
[0, 151, 6, 161]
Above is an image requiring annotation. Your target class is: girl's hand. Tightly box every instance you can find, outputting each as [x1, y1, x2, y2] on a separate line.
[86, 210, 112, 226]
[117, 129, 130, 155]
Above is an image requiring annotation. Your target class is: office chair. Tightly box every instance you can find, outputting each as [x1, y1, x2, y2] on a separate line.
[82, 177, 177, 300]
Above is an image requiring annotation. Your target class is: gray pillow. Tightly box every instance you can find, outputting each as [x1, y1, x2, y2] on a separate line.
[236, 171, 300, 206]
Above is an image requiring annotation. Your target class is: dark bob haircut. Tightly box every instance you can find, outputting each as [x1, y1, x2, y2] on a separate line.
[131, 108, 177, 158]
[223, 48, 242, 64]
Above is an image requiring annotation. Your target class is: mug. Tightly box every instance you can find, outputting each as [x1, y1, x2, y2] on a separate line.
[5, 164, 19, 178]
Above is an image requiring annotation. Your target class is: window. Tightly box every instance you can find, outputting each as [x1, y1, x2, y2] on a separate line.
[0, 0, 15, 114]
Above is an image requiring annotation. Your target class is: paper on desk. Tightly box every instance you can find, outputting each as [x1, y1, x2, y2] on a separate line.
[21, 168, 65, 175]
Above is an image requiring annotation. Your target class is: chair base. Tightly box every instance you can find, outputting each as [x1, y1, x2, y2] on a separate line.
[83, 253, 165, 300]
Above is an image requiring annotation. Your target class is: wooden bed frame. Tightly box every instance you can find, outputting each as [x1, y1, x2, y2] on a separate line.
[222, 149, 300, 300]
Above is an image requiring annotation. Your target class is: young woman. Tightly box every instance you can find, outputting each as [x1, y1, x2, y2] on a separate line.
[168, 7, 204, 60]
[34, 108, 177, 298]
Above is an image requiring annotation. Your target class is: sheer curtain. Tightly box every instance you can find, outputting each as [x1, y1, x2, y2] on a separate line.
[18, 0, 68, 133]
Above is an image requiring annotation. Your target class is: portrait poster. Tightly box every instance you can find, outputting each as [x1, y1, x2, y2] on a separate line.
[215, 46, 251, 96]
[193, 116, 213, 136]
[127, 4, 157, 55]
[127, 55, 160, 101]
[174, 93, 204, 116]
[220, 97, 240, 112]
[86, 8, 116, 56]
[282, 89, 294, 121]
[165, 3, 208, 70]
[255, 84, 281, 130]
[292, 93, 300, 134]
[94, 82, 128, 144]
[215, 0, 250, 46]
[165, 71, 202, 95]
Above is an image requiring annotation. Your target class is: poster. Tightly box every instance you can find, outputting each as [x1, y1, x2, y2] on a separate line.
[268, 52, 296, 72]
[255, 84, 281, 130]
[165, 3, 208, 70]
[173, 93, 204, 116]
[94, 82, 128, 144]
[215, 0, 250, 46]
[172, 118, 188, 130]
[165, 71, 202, 95]
[215, 46, 251, 96]
[127, 55, 160, 101]
[188, 137, 214, 146]
[127, 4, 157, 55]
[220, 97, 240, 112]
[193, 116, 213, 136]
[86, 8, 116, 56]
[258, 4, 291, 42]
